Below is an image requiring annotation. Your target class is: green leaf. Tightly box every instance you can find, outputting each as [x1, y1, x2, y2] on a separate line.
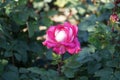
[64, 68, 75, 78]
[67, 61, 81, 69]
[78, 15, 96, 32]
[4, 51, 13, 57]
[91, 52, 101, 62]
[41, 16, 53, 27]
[27, 67, 42, 74]
[7, 65, 18, 72]
[104, 3, 115, 9]
[106, 59, 119, 67]
[88, 5, 97, 12]
[14, 53, 22, 61]
[21, 51, 28, 63]
[54, 0, 69, 7]
[77, 47, 93, 64]
[77, 7, 86, 15]
[47, 10, 58, 16]
[18, 0, 27, 5]
[29, 42, 42, 53]
[78, 31, 88, 42]
[114, 71, 120, 80]
[80, 76, 88, 80]
[12, 41, 28, 63]
[108, 45, 115, 54]
[19, 68, 29, 73]
[46, 69, 58, 78]
[65, 55, 81, 69]
[46, 49, 53, 60]
[0, 59, 8, 75]
[95, 68, 113, 80]
[27, 21, 39, 37]
[1, 59, 8, 65]
[12, 11, 29, 25]
[0, 24, 3, 31]
[87, 62, 101, 74]
[44, 0, 52, 3]
[2, 72, 19, 80]
[33, 1, 44, 10]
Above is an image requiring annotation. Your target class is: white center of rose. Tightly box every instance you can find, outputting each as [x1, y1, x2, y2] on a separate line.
[55, 30, 66, 42]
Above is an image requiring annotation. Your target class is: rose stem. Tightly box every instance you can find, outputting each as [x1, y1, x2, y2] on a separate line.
[58, 54, 64, 75]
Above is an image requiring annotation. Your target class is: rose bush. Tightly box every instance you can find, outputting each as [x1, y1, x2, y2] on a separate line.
[43, 22, 81, 54]
[0, 0, 120, 80]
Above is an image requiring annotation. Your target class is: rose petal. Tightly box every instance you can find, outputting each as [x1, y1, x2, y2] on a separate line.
[66, 38, 81, 54]
[53, 46, 66, 54]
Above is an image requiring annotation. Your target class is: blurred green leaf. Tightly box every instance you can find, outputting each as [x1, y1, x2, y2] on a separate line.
[54, 0, 69, 7]
[78, 31, 88, 42]
[44, 0, 52, 3]
[46, 49, 53, 60]
[33, 1, 44, 10]
[104, 3, 115, 9]
[14, 53, 21, 61]
[27, 21, 39, 37]
[95, 68, 113, 78]
[77, 7, 86, 15]
[11, 11, 29, 25]
[4, 51, 12, 57]
[18, 0, 27, 5]
[77, 47, 94, 63]
[114, 71, 120, 80]
[19, 68, 29, 73]
[2, 72, 19, 80]
[87, 62, 101, 74]
[78, 15, 96, 32]
[28, 67, 42, 74]
[80, 76, 88, 80]
[64, 68, 75, 78]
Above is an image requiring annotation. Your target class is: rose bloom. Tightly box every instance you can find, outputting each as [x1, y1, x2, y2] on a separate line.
[43, 22, 81, 55]
[110, 14, 119, 23]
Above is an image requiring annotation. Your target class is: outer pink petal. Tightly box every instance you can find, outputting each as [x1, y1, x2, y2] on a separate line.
[43, 26, 57, 48]
[66, 38, 81, 54]
[53, 46, 66, 54]
[42, 40, 57, 48]
[64, 22, 78, 36]
[46, 26, 56, 42]
[61, 42, 75, 48]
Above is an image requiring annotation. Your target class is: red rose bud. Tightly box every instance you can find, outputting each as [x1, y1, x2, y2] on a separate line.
[110, 14, 119, 23]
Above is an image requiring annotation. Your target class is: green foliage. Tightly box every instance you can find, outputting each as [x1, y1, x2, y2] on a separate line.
[0, 0, 120, 80]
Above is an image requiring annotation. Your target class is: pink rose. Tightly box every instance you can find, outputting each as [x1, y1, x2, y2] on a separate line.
[43, 22, 81, 55]
[110, 14, 119, 23]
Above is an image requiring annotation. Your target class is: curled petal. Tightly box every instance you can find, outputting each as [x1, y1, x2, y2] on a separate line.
[42, 41, 57, 48]
[46, 26, 56, 42]
[66, 38, 81, 54]
[64, 22, 78, 36]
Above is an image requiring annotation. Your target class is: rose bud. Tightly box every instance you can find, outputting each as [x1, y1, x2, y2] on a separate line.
[110, 14, 119, 23]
